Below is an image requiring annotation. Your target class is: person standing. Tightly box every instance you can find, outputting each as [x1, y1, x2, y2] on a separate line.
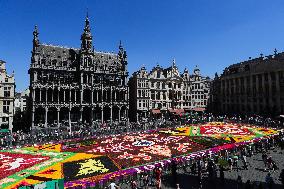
[237, 175, 242, 189]
[154, 167, 162, 189]
[108, 181, 119, 189]
[280, 169, 284, 189]
[262, 153, 268, 171]
[171, 158, 178, 187]
[245, 180, 251, 189]
[242, 154, 248, 170]
[265, 173, 274, 189]
[219, 165, 225, 187]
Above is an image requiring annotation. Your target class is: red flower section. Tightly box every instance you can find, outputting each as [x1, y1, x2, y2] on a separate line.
[0, 152, 50, 179]
[84, 133, 205, 168]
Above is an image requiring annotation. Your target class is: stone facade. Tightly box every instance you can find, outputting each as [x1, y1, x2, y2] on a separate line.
[209, 50, 284, 115]
[0, 60, 15, 130]
[129, 60, 211, 121]
[15, 88, 29, 113]
[28, 15, 129, 129]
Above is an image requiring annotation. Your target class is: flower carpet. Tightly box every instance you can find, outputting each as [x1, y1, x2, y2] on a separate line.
[0, 122, 279, 188]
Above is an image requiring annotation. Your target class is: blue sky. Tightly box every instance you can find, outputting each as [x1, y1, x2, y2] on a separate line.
[1, 0, 284, 92]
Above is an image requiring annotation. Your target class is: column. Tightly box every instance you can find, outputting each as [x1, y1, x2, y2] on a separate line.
[90, 108, 94, 125]
[69, 88, 71, 102]
[91, 89, 94, 104]
[75, 90, 77, 103]
[58, 89, 60, 104]
[110, 106, 113, 124]
[45, 89, 47, 104]
[57, 109, 60, 127]
[80, 108, 83, 122]
[45, 107, 48, 128]
[81, 88, 83, 104]
[96, 90, 99, 102]
[114, 89, 117, 101]
[63, 90, 66, 102]
[39, 88, 41, 102]
[32, 108, 35, 128]
[101, 107, 104, 123]
[110, 87, 113, 102]
[118, 107, 121, 122]
[51, 89, 54, 102]
[126, 108, 128, 121]
[68, 109, 71, 132]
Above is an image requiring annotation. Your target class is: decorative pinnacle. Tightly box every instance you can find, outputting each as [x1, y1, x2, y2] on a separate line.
[274, 48, 277, 55]
[172, 58, 176, 67]
[33, 25, 39, 37]
[119, 40, 123, 49]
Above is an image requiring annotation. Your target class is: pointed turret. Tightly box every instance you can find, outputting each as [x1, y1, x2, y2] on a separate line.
[32, 25, 39, 52]
[172, 58, 176, 68]
[117, 40, 127, 72]
[118, 40, 127, 64]
[81, 13, 93, 52]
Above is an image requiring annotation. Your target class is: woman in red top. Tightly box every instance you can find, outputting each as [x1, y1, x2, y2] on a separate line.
[155, 167, 162, 189]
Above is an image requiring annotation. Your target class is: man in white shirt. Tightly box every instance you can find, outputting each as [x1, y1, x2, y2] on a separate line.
[109, 182, 118, 189]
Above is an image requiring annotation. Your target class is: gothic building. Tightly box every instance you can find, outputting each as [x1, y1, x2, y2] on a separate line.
[29, 15, 129, 128]
[129, 60, 211, 122]
[209, 50, 284, 116]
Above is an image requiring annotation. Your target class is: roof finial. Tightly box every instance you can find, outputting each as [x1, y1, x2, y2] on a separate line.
[119, 40, 123, 49]
[260, 53, 263, 58]
[84, 9, 90, 32]
[274, 48, 277, 55]
[172, 58, 176, 67]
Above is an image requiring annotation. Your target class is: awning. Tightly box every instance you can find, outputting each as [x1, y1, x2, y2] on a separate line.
[152, 109, 161, 114]
[168, 109, 184, 114]
[192, 107, 206, 112]
[176, 109, 184, 114]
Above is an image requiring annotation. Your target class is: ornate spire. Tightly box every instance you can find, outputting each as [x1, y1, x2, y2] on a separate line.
[119, 40, 123, 50]
[84, 12, 91, 33]
[118, 40, 127, 59]
[118, 40, 127, 71]
[33, 25, 39, 51]
[172, 58, 176, 67]
[81, 12, 93, 52]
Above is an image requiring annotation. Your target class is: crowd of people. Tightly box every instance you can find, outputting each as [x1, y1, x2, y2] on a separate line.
[1, 113, 283, 149]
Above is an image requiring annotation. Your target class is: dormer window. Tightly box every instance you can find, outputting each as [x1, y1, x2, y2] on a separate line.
[157, 71, 161, 78]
